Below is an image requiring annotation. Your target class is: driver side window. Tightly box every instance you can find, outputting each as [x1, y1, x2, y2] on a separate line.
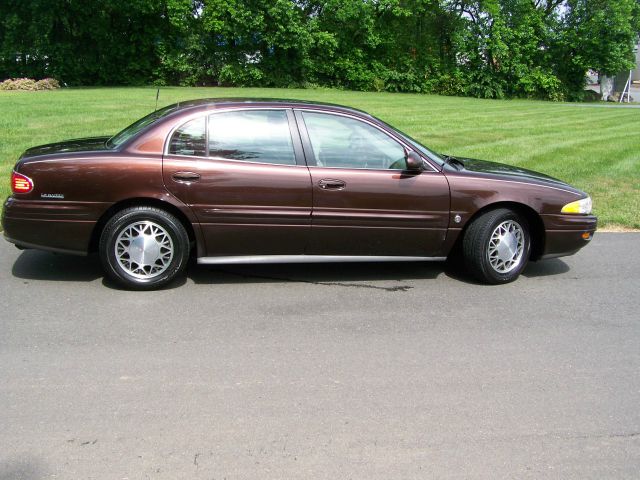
[301, 111, 406, 169]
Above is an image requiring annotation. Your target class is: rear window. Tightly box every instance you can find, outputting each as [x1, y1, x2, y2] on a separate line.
[107, 104, 178, 148]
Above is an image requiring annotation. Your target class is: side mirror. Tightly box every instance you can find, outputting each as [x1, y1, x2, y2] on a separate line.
[405, 150, 423, 171]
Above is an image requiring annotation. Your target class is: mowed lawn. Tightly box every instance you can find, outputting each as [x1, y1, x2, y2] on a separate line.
[1, 87, 638, 228]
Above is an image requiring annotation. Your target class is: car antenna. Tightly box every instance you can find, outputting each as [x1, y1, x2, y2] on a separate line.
[154, 88, 160, 113]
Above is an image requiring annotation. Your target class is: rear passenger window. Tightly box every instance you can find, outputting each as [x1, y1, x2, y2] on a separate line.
[168, 117, 206, 156]
[208, 110, 296, 165]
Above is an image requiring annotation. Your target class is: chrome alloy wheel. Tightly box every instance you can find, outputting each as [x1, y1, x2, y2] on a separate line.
[487, 220, 525, 273]
[114, 221, 174, 279]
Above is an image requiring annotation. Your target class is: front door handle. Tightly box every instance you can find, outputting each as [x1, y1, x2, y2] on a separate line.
[172, 171, 201, 182]
[318, 179, 346, 190]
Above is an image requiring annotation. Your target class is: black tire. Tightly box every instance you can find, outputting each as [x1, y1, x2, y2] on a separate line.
[462, 208, 531, 284]
[99, 206, 190, 290]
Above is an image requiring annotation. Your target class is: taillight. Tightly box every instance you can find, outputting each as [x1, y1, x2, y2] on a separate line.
[11, 171, 34, 194]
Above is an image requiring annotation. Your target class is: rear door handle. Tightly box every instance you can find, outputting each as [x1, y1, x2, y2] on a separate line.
[172, 171, 201, 182]
[318, 179, 346, 190]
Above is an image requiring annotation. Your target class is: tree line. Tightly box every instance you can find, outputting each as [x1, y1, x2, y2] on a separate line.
[1, 0, 638, 100]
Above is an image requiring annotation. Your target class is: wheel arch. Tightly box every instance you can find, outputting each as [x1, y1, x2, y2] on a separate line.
[460, 201, 545, 261]
[88, 197, 198, 255]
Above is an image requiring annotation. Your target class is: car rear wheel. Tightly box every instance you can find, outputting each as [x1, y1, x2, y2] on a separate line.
[462, 208, 531, 284]
[99, 206, 189, 290]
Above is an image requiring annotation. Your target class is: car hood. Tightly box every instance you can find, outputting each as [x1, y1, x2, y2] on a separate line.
[21, 136, 112, 159]
[446, 156, 582, 192]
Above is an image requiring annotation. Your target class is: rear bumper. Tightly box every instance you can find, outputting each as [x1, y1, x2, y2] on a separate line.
[540, 214, 597, 259]
[2, 197, 103, 255]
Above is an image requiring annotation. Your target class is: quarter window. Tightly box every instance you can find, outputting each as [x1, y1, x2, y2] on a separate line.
[301, 112, 406, 169]
[168, 117, 206, 156]
[208, 110, 296, 165]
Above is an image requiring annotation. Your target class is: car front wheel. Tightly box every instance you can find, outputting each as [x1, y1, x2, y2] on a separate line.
[99, 206, 190, 290]
[462, 208, 531, 284]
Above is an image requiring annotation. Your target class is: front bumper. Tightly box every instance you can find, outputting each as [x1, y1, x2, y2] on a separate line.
[540, 213, 597, 259]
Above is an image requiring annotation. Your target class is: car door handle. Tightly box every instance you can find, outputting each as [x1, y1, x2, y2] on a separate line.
[318, 179, 346, 190]
[172, 171, 201, 182]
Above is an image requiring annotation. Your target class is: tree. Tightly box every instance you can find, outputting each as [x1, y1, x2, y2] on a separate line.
[554, 0, 640, 99]
[0, 0, 168, 85]
[1, 0, 638, 99]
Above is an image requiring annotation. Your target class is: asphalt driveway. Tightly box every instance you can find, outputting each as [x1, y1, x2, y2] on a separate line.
[1, 233, 638, 479]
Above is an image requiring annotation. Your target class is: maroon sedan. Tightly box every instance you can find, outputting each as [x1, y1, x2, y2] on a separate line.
[3, 98, 596, 289]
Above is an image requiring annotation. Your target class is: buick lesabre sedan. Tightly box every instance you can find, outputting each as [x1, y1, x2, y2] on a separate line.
[2, 98, 596, 289]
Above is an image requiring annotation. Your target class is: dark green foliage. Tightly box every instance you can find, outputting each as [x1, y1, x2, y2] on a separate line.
[1, 0, 638, 99]
[0, 0, 169, 85]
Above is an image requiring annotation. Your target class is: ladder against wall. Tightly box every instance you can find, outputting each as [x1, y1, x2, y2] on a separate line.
[620, 70, 632, 103]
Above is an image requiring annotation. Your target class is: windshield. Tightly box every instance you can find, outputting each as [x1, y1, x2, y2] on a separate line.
[396, 132, 445, 167]
[378, 120, 445, 167]
[107, 104, 178, 148]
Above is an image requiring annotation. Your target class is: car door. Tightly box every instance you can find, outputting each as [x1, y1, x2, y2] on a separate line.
[295, 109, 450, 256]
[163, 108, 312, 256]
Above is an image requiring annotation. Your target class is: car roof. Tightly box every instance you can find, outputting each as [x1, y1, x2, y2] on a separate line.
[161, 97, 373, 118]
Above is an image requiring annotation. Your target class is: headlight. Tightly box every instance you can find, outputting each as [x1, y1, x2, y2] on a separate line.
[561, 196, 592, 214]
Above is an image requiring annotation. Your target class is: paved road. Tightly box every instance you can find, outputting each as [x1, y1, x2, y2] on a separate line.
[1, 233, 638, 479]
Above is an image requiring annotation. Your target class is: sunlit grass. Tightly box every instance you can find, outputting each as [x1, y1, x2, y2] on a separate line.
[1, 87, 638, 228]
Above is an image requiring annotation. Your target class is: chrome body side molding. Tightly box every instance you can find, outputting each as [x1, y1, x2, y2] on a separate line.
[197, 255, 447, 265]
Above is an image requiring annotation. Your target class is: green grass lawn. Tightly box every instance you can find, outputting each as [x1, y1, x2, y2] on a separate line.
[1, 87, 639, 228]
